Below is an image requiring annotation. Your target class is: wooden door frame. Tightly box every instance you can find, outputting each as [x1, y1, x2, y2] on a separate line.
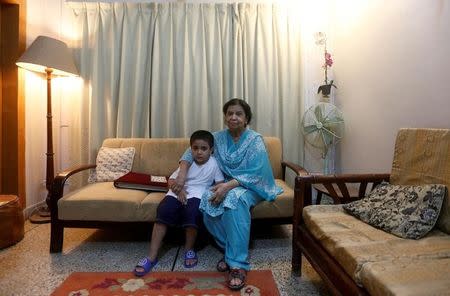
[0, 0, 26, 207]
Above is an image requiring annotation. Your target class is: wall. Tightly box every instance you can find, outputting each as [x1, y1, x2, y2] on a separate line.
[332, 0, 450, 173]
[23, 0, 74, 215]
[22, 0, 450, 212]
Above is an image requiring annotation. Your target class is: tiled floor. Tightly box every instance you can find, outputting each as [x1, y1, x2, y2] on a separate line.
[0, 221, 329, 295]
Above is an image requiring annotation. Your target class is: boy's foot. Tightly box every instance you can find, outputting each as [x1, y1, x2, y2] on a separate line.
[184, 250, 198, 268]
[227, 268, 247, 290]
[216, 257, 229, 272]
[133, 257, 158, 277]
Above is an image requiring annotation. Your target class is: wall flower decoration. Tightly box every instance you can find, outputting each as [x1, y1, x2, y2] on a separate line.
[314, 32, 337, 97]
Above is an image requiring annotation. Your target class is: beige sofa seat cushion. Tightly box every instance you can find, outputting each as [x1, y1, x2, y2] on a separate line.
[303, 205, 394, 260]
[390, 128, 450, 233]
[337, 230, 450, 288]
[303, 205, 450, 287]
[252, 179, 293, 219]
[58, 182, 149, 221]
[361, 256, 450, 296]
[138, 192, 167, 221]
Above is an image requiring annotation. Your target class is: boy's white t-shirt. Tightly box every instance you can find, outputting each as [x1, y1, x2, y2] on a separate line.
[167, 156, 224, 200]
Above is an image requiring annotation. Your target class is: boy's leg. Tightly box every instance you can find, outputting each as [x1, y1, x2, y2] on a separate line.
[149, 195, 182, 260]
[135, 222, 167, 275]
[148, 222, 168, 262]
[184, 226, 198, 251]
[184, 226, 198, 267]
[182, 198, 201, 267]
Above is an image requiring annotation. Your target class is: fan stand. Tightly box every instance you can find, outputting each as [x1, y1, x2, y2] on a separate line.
[321, 149, 329, 174]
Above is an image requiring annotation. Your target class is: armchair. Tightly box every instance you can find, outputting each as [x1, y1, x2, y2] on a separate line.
[292, 128, 450, 295]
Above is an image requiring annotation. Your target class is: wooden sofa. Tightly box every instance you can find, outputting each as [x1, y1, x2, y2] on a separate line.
[48, 137, 304, 253]
[292, 128, 450, 295]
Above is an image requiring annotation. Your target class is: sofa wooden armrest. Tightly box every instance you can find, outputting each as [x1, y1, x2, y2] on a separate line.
[48, 164, 95, 253]
[281, 161, 309, 180]
[50, 164, 96, 204]
[291, 173, 390, 295]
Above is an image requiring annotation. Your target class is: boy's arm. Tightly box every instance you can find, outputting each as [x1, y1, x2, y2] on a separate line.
[168, 167, 188, 205]
[171, 160, 190, 195]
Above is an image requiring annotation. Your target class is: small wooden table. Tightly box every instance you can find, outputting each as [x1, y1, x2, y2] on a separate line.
[0, 195, 24, 249]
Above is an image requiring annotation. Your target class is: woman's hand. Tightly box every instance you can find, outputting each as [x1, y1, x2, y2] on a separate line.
[209, 180, 239, 206]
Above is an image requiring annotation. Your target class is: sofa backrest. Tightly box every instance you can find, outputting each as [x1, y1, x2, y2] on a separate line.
[102, 136, 283, 179]
[390, 128, 450, 233]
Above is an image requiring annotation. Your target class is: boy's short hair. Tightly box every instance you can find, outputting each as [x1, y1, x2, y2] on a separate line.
[190, 130, 214, 148]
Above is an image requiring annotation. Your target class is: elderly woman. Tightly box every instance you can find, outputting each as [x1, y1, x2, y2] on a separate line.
[172, 98, 282, 290]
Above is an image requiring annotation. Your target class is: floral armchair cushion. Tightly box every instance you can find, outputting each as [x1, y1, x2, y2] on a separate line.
[343, 182, 447, 239]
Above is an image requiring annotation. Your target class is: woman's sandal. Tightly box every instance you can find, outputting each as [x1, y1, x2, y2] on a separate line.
[227, 268, 247, 291]
[216, 257, 229, 272]
[184, 250, 198, 268]
[133, 257, 158, 277]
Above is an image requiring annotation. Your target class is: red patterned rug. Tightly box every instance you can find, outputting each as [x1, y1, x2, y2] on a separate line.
[51, 270, 279, 296]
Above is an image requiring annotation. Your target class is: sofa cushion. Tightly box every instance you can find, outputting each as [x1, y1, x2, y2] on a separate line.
[303, 205, 396, 284]
[58, 182, 148, 221]
[343, 182, 446, 239]
[360, 255, 450, 296]
[89, 147, 136, 182]
[138, 192, 167, 221]
[303, 205, 450, 289]
[390, 128, 450, 234]
[251, 179, 293, 219]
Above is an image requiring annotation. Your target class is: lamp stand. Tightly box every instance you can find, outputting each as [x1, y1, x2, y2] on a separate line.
[30, 69, 54, 224]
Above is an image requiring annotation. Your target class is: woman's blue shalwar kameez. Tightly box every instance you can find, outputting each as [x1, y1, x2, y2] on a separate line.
[181, 128, 283, 270]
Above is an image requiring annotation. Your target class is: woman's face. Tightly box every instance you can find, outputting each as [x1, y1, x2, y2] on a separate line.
[225, 104, 247, 132]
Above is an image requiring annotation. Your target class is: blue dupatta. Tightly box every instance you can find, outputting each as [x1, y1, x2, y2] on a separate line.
[181, 128, 283, 217]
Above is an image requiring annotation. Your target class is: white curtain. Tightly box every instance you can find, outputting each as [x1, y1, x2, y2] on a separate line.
[68, 2, 303, 172]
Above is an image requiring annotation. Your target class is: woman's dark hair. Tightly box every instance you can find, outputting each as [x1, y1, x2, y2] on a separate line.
[190, 130, 214, 148]
[222, 98, 252, 125]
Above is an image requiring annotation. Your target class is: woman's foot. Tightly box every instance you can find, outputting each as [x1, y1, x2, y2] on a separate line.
[216, 257, 229, 272]
[184, 250, 198, 268]
[133, 257, 158, 277]
[227, 268, 247, 290]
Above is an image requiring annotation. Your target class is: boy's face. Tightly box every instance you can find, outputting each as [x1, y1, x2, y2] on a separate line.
[191, 139, 213, 165]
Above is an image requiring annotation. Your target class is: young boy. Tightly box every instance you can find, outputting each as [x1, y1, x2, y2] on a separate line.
[134, 130, 224, 276]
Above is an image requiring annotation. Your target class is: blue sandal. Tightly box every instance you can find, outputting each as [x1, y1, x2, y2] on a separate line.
[133, 257, 158, 277]
[184, 250, 198, 268]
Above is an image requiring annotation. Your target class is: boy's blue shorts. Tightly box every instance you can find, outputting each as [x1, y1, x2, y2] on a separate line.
[156, 195, 202, 228]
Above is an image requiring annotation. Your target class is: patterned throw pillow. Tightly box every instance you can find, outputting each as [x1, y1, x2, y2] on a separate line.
[343, 182, 446, 239]
[89, 147, 136, 182]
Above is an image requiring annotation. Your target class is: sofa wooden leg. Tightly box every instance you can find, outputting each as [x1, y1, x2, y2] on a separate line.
[50, 223, 64, 253]
[292, 244, 302, 276]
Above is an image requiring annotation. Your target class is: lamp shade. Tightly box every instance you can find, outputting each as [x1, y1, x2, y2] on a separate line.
[16, 35, 78, 76]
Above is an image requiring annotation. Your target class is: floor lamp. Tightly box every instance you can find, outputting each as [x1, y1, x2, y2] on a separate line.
[16, 36, 78, 223]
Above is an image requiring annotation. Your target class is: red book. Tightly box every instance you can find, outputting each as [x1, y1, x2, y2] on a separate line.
[114, 172, 169, 192]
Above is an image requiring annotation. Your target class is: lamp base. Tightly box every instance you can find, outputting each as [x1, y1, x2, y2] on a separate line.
[29, 205, 51, 224]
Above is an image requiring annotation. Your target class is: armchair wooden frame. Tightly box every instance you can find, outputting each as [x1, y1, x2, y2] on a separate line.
[292, 173, 390, 296]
